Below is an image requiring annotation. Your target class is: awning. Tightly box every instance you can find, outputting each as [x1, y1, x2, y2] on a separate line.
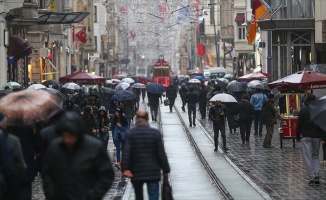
[38, 12, 89, 24]
[234, 13, 245, 23]
[7, 35, 32, 60]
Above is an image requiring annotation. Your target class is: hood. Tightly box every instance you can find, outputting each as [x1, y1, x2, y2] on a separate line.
[55, 112, 84, 140]
[98, 106, 108, 117]
[65, 99, 74, 108]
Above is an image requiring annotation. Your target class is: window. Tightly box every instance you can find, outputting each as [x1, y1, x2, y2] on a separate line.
[238, 26, 246, 40]
[94, 6, 98, 22]
[210, 5, 215, 25]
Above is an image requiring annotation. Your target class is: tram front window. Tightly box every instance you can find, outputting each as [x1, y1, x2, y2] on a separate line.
[153, 68, 170, 77]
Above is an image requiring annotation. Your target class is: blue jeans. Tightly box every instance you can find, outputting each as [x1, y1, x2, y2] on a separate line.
[254, 110, 263, 134]
[113, 139, 121, 162]
[132, 180, 159, 200]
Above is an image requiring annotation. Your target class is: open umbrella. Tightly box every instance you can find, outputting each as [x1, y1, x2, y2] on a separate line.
[62, 83, 81, 90]
[115, 82, 130, 91]
[0, 90, 13, 99]
[132, 83, 146, 89]
[224, 74, 234, 80]
[0, 90, 62, 125]
[210, 93, 237, 102]
[115, 90, 136, 101]
[41, 88, 67, 102]
[42, 80, 59, 87]
[122, 77, 135, 84]
[111, 79, 122, 84]
[247, 80, 265, 89]
[226, 80, 247, 92]
[238, 72, 271, 81]
[102, 87, 116, 95]
[27, 84, 47, 90]
[1, 82, 21, 89]
[147, 83, 165, 94]
[309, 96, 326, 131]
[189, 79, 201, 83]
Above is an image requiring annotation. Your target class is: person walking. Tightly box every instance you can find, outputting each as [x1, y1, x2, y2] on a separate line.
[42, 112, 114, 200]
[198, 85, 208, 119]
[235, 94, 254, 144]
[185, 86, 198, 127]
[122, 109, 170, 200]
[179, 83, 188, 112]
[95, 106, 111, 149]
[250, 89, 266, 137]
[111, 108, 129, 168]
[141, 88, 146, 102]
[296, 94, 325, 186]
[63, 99, 81, 115]
[166, 82, 177, 112]
[262, 94, 277, 148]
[147, 92, 161, 122]
[81, 106, 97, 136]
[209, 100, 228, 152]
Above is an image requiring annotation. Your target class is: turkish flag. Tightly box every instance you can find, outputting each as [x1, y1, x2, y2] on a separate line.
[76, 26, 87, 43]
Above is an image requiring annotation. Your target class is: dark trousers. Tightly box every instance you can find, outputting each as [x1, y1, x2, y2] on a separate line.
[239, 121, 252, 142]
[181, 98, 186, 108]
[226, 114, 236, 131]
[263, 125, 274, 146]
[199, 102, 207, 119]
[17, 183, 32, 200]
[254, 110, 263, 134]
[150, 105, 158, 120]
[188, 104, 196, 125]
[213, 123, 226, 148]
[141, 91, 146, 101]
[168, 98, 175, 111]
[323, 142, 326, 161]
[132, 180, 159, 200]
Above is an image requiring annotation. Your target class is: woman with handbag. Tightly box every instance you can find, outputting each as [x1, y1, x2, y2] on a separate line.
[95, 106, 111, 149]
[235, 94, 255, 144]
[111, 108, 129, 168]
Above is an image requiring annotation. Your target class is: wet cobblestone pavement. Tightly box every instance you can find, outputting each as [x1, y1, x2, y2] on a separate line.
[196, 108, 326, 200]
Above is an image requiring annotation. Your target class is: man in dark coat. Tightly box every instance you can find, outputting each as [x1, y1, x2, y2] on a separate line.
[43, 112, 114, 200]
[122, 110, 170, 200]
[261, 94, 277, 148]
[166, 82, 177, 112]
[179, 83, 188, 112]
[185, 86, 198, 127]
[147, 92, 161, 122]
[198, 85, 208, 119]
[63, 100, 81, 115]
[235, 94, 254, 144]
[209, 100, 228, 152]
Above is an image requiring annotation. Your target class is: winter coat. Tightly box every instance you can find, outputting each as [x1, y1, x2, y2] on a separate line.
[40, 125, 58, 153]
[108, 95, 124, 116]
[185, 91, 198, 104]
[124, 100, 136, 121]
[81, 115, 96, 136]
[43, 136, 114, 200]
[121, 125, 170, 182]
[111, 114, 129, 141]
[261, 100, 277, 125]
[147, 92, 161, 106]
[95, 107, 110, 141]
[166, 85, 177, 99]
[179, 87, 188, 99]
[209, 105, 227, 124]
[198, 88, 208, 104]
[7, 134, 26, 180]
[223, 102, 238, 116]
[250, 93, 267, 111]
[64, 101, 81, 115]
[296, 106, 325, 140]
[235, 99, 254, 123]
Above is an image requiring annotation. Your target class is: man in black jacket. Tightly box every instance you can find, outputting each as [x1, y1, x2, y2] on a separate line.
[179, 83, 188, 112]
[209, 100, 228, 152]
[122, 109, 170, 200]
[262, 94, 277, 148]
[43, 112, 114, 200]
[185, 86, 198, 127]
[198, 85, 208, 119]
[147, 92, 161, 121]
[297, 94, 324, 186]
[166, 82, 177, 112]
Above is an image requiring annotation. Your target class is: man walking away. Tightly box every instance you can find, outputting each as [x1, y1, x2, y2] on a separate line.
[297, 94, 325, 186]
[43, 112, 114, 200]
[262, 94, 277, 148]
[166, 82, 177, 112]
[250, 89, 266, 137]
[147, 92, 161, 122]
[122, 110, 170, 200]
[235, 95, 254, 144]
[209, 100, 228, 152]
[198, 85, 208, 119]
[179, 83, 188, 112]
[185, 86, 198, 127]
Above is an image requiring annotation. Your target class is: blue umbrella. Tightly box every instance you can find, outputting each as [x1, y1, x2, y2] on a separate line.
[115, 90, 136, 101]
[194, 75, 204, 80]
[146, 83, 165, 94]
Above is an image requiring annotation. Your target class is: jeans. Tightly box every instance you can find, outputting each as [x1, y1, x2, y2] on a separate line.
[132, 180, 159, 200]
[150, 105, 158, 120]
[168, 98, 175, 111]
[302, 137, 321, 180]
[113, 139, 122, 162]
[263, 125, 274, 146]
[239, 121, 252, 142]
[254, 110, 263, 134]
[213, 123, 226, 148]
[188, 104, 196, 125]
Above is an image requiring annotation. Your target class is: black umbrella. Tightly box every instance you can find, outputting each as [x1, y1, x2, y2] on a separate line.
[102, 87, 116, 95]
[42, 80, 59, 87]
[309, 96, 326, 131]
[147, 83, 165, 94]
[115, 90, 136, 101]
[0, 90, 13, 99]
[226, 80, 247, 92]
[41, 88, 67, 102]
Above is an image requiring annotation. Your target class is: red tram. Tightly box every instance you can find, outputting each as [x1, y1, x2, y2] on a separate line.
[152, 58, 171, 87]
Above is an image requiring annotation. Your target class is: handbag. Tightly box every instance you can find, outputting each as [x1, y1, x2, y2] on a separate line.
[162, 175, 173, 200]
[164, 99, 170, 106]
[234, 114, 240, 124]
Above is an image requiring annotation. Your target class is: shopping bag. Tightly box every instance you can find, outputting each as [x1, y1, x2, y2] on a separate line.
[164, 99, 170, 106]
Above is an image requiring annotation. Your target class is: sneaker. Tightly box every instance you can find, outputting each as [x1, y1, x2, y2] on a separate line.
[214, 148, 217, 152]
[309, 180, 315, 186]
[314, 177, 320, 185]
[223, 147, 229, 152]
[189, 124, 192, 127]
[193, 123, 196, 127]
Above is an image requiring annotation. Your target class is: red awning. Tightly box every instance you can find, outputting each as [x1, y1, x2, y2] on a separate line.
[59, 71, 105, 84]
[234, 13, 245, 22]
[7, 35, 32, 60]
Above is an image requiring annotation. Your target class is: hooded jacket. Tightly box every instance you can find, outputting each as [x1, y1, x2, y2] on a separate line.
[64, 100, 81, 115]
[43, 112, 114, 200]
[209, 104, 227, 124]
[235, 99, 254, 123]
[111, 109, 129, 141]
[250, 92, 267, 111]
[261, 99, 277, 125]
[166, 85, 177, 99]
[108, 95, 124, 116]
[95, 106, 110, 140]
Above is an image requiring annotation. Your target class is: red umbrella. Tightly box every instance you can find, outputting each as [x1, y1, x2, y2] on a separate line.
[268, 71, 326, 90]
[237, 72, 271, 81]
[59, 71, 105, 84]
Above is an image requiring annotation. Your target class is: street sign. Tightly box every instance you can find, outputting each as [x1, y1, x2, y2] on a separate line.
[8, 56, 14, 65]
